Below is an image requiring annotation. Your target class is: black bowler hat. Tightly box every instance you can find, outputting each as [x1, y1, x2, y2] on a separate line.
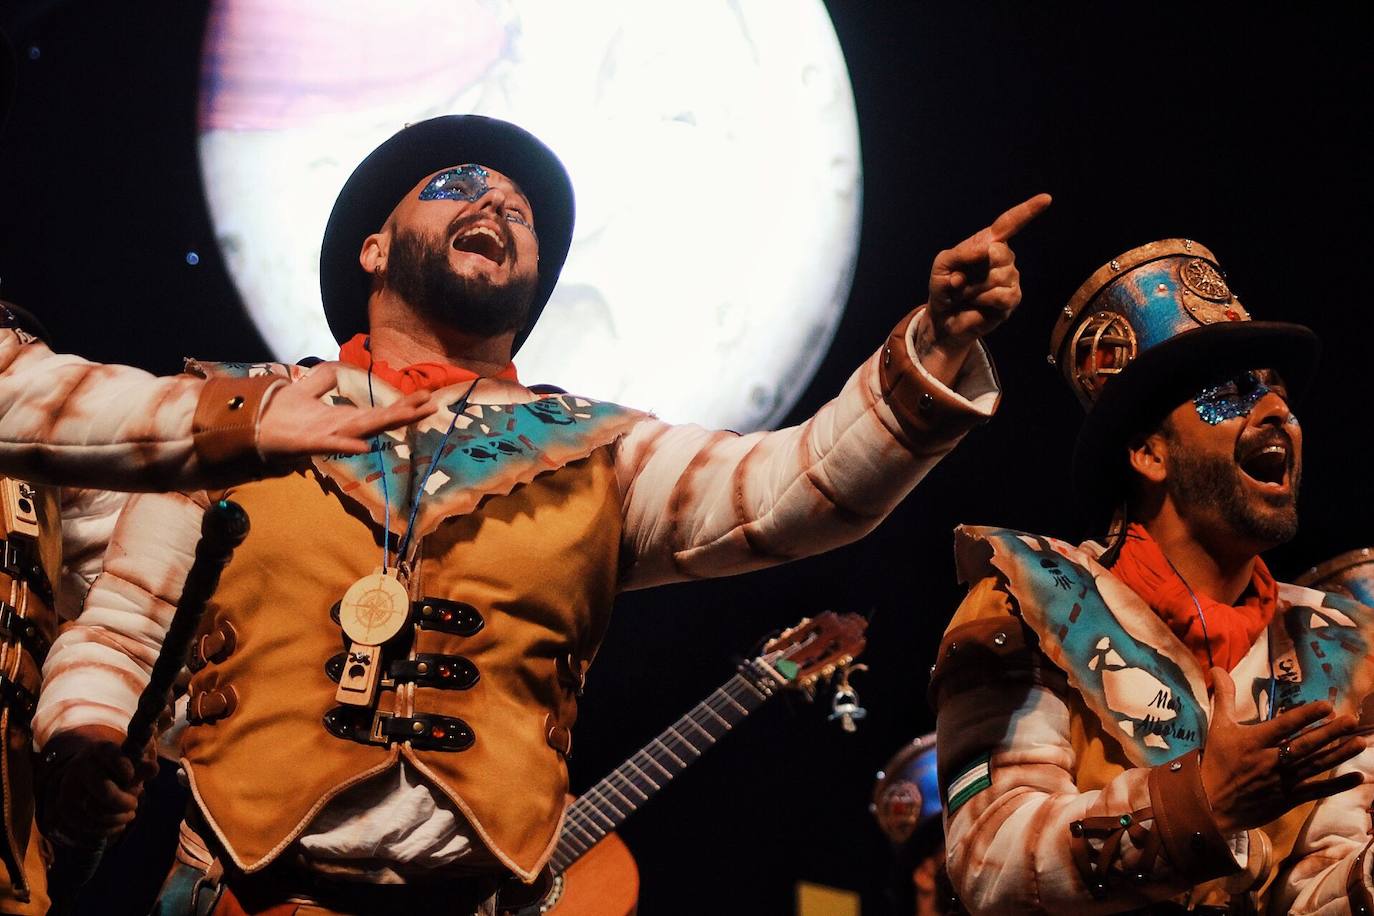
[319, 115, 574, 353]
[1048, 239, 1320, 527]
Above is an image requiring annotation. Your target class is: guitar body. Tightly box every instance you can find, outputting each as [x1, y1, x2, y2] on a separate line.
[545, 831, 638, 915]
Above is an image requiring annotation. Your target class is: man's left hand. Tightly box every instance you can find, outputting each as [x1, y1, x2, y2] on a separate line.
[916, 193, 1051, 384]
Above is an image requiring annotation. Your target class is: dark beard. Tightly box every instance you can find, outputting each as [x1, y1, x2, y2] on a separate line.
[383, 227, 537, 338]
[1165, 436, 1300, 546]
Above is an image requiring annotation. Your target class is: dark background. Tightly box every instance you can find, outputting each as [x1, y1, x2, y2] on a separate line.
[2, 1, 1371, 912]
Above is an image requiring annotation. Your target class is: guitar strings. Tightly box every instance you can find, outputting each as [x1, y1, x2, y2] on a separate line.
[555, 673, 769, 860]
[556, 677, 763, 860]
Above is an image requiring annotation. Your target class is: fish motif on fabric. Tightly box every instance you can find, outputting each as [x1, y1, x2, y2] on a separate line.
[956, 526, 1210, 767]
[955, 526, 1374, 767]
[187, 359, 646, 539]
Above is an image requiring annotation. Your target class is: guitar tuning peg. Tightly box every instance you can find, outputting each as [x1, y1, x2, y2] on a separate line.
[827, 664, 868, 733]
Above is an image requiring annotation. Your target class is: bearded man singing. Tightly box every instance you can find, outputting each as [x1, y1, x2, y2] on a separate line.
[33, 116, 1046, 914]
[933, 239, 1374, 914]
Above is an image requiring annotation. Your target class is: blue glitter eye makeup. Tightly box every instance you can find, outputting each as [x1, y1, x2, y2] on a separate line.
[1193, 371, 1272, 425]
[418, 164, 490, 202]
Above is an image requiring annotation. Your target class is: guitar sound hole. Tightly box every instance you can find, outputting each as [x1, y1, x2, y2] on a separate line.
[539, 874, 565, 912]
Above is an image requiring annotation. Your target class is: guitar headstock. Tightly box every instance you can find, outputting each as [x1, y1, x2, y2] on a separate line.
[748, 611, 867, 692]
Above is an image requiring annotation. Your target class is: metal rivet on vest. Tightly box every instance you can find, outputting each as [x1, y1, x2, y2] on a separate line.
[1169, 760, 1182, 772]
[1109, 259, 1121, 272]
[227, 395, 245, 410]
[1046, 354, 1056, 366]
[946, 642, 958, 657]
[992, 632, 1007, 647]
[1061, 306, 1073, 317]
[1069, 821, 1083, 837]
[421, 604, 434, 617]
[176, 765, 189, 788]
[416, 662, 430, 675]
[919, 392, 935, 412]
[1190, 831, 1204, 850]
[412, 721, 425, 734]
[883, 345, 892, 368]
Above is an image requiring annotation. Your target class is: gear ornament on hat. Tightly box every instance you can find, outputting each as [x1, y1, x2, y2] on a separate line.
[1179, 257, 1250, 325]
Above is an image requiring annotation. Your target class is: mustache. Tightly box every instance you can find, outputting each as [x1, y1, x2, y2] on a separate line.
[1234, 425, 1294, 463]
[445, 211, 515, 253]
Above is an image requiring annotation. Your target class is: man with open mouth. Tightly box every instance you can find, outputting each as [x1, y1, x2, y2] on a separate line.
[31, 115, 1046, 914]
[932, 239, 1374, 913]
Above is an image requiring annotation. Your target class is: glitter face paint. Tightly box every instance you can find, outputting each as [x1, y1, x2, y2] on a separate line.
[416, 164, 534, 235]
[418, 164, 490, 202]
[1193, 371, 1273, 425]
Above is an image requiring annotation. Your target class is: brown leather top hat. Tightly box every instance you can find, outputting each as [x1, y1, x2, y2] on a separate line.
[1049, 239, 1319, 526]
[319, 115, 574, 354]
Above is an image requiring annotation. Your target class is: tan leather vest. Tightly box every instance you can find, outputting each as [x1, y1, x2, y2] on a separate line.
[0, 478, 61, 911]
[181, 449, 621, 880]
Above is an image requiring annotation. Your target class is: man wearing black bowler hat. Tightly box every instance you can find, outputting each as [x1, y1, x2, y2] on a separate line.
[38, 114, 1046, 914]
[933, 239, 1374, 913]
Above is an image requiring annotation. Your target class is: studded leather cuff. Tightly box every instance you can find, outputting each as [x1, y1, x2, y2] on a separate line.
[1148, 750, 1241, 883]
[878, 308, 997, 442]
[191, 376, 283, 477]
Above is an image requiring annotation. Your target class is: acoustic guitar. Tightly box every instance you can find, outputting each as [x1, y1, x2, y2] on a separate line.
[522, 612, 868, 915]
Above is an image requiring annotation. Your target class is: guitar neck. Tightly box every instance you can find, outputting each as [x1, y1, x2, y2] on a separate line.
[550, 667, 777, 872]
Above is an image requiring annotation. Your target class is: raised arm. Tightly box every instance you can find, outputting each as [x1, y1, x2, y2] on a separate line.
[615, 196, 1049, 589]
[0, 312, 430, 491]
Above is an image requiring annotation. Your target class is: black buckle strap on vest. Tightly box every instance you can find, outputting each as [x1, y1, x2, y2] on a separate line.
[391, 654, 479, 690]
[324, 652, 479, 690]
[0, 600, 50, 663]
[414, 598, 484, 637]
[0, 673, 38, 721]
[0, 536, 54, 609]
[323, 706, 475, 752]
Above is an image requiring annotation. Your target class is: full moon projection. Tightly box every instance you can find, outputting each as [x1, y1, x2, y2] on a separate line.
[198, 0, 862, 430]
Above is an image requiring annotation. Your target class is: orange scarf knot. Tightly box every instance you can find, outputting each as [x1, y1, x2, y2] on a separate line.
[1110, 523, 1277, 685]
[338, 333, 519, 394]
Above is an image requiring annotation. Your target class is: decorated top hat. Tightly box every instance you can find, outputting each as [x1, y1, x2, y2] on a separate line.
[1296, 548, 1374, 607]
[319, 115, 574, 355]
[1049, 239, 1320, 526]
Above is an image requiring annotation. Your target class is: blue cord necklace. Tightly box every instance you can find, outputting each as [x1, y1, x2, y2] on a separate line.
[333, 344, 481, 707]
[1164, 553, 1277, 721]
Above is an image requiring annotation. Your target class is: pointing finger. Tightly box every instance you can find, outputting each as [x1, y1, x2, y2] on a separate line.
[988, 192, 1052, 243]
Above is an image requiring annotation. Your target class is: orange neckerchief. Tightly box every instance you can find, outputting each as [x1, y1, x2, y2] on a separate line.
[338, 334, 519, 394]
[1111, 523, 1277, 687]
